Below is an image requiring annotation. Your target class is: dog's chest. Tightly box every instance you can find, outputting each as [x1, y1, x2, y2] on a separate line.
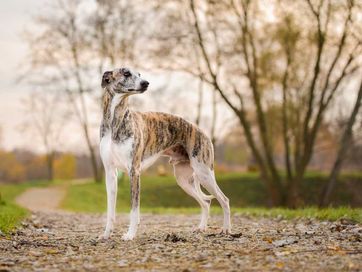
[100, 132, 134, 171]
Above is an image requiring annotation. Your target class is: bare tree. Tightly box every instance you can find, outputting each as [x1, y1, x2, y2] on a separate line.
[25, 0, 147, 182]
[21, 91, 69, 181]
[184, 0, 361, 206]
[87, 0, 147, 70]
[142, 1, 221, 136]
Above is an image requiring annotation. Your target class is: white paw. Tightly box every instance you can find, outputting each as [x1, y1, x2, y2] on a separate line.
[98, 232, 111, 241]
[122, 232, 135, 241]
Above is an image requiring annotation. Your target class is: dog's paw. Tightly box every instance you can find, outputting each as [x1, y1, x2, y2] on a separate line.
[98, 233, 111, 241]
[193, 226, 207, 233]
[220, 228, 231, 235]
[122, 232, 135, 241]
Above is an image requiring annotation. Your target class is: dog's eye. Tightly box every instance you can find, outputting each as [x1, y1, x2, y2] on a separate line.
[124, 71, 131, 77]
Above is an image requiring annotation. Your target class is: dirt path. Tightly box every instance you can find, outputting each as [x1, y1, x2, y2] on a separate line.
[0, 211, 361, 271]
[15, 187, 66, 212]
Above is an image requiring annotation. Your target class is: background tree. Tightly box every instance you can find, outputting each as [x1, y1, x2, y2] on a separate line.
[320, 79, 362, 206]
[147, 1, 222, 142]
[25, 0, 148, 182]
[21, 0, 362, 207]
[0, 151, 26, 183]
[21, 91, 69, 181]
[152, 0, 362, 206]
[54, 153, 77, 180]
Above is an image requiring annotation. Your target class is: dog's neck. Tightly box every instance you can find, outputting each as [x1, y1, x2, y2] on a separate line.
[102, 89, 130, 129]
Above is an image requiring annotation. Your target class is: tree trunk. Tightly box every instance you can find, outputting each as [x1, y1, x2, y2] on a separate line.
[89, 145, 101, 183]
[82, 123, 101, 183]
[235, 114, 285, 206]
[287, 174, 303, 208]
[46, 152, 54, 182]
[319, 80, 362, 207]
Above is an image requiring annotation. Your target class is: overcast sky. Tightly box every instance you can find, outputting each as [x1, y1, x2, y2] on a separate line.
[0, 0, 48, 150]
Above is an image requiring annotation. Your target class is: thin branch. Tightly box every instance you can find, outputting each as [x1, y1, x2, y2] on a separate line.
[189, 0, 240, 114]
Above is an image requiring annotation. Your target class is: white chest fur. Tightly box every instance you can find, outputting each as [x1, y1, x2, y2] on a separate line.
[110, 95, 122, 121]
[100, 132, 134, 172]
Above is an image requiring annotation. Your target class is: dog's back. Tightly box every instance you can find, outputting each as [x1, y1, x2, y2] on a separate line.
[133, 111, 214, 169]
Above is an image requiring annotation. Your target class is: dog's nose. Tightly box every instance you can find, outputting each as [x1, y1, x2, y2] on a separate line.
[140, 80, 149, 88]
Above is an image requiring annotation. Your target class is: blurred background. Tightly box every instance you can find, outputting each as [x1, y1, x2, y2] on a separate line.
[0, 0, 361, 211]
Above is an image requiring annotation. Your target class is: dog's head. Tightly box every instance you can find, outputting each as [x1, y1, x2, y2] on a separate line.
[101, 67, 149, 94]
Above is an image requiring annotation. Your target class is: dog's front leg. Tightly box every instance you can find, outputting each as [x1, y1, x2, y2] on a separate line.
[122, 167, 140, 241]
[99, 167, 117, 240]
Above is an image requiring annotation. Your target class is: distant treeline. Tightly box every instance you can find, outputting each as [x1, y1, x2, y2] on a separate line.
[0, 149, 93, 183]
[1, 139, 361, 184]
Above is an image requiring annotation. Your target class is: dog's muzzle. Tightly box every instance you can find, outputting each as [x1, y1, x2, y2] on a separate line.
[138, 80, 149, 93]
[140, 80, 149, 92]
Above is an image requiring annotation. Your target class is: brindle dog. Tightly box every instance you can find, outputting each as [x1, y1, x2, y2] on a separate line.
[99, 67, 231, 240]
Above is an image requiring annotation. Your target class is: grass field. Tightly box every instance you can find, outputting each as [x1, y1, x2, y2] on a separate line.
[61, 172, 362, 222]
[0, 181, 47, 233]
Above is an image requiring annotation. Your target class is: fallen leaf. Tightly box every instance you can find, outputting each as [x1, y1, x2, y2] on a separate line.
[45, 249, 59, 254]
[272, 237, 298, 247]
[118, 260, 128, 267]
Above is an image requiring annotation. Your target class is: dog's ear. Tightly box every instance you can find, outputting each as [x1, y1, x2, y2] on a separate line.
[101, 71, 114, 88]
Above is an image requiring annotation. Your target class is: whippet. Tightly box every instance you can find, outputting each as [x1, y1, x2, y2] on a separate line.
[99, 67, 231, 240]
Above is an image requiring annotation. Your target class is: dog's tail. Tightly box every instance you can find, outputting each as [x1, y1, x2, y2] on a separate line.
[194, 177, 215, 201]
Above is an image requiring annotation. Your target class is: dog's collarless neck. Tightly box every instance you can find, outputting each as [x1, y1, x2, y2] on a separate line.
[102, 91, 130, 130]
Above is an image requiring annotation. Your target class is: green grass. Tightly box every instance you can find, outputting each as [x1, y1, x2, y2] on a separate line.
[61, 173, 266, 212]
[61, 173, 362, 223]
[0, 181, 47, 233]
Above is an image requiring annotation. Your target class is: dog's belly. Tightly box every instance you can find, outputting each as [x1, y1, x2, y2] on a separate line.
[141, 154, 160, 170]
[100, 133, 133, 172]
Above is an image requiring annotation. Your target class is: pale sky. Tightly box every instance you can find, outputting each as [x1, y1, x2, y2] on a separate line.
[0, 0, 49, 150]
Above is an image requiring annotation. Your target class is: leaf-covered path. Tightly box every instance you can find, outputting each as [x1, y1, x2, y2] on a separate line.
[0, 211, 361, 271]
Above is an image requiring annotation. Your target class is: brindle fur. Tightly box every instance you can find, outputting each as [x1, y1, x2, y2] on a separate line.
[101, 90, 214, 168]
[99, 67, 231, 241]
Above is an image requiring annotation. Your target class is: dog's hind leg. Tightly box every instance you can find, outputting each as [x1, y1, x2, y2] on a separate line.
[173, 162, 210, 231]
[99, 167, 118, 240]
[192, 161, 231, 234]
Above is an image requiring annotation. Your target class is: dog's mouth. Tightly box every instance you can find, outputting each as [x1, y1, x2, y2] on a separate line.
[128, 87, 148, 93]
[113, 88, 147, 94]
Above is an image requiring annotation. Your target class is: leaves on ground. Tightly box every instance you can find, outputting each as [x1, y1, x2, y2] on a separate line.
[0, 213, 361, 271]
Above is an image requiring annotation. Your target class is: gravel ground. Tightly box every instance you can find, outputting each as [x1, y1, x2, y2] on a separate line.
[0, 212, 361, 271]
